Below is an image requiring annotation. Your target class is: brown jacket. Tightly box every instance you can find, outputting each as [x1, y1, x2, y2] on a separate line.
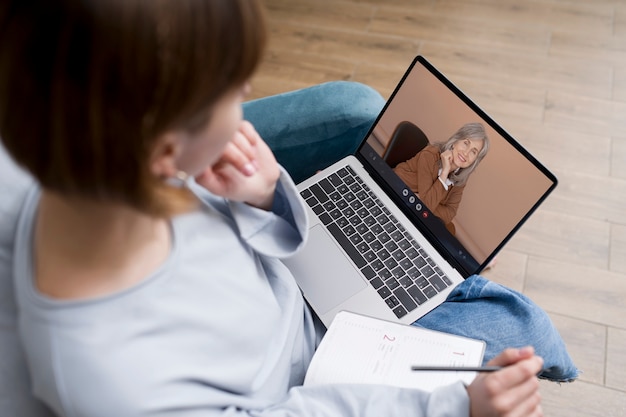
[393, 145, 465, 229]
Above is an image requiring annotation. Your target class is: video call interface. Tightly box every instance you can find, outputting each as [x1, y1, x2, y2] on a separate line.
[358, 57, 556, 275]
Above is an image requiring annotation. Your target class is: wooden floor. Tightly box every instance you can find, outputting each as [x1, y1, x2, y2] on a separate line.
[250, 0, 626, 415]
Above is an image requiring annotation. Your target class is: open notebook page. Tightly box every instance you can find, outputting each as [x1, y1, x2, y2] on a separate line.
[304, 311, 486, 392]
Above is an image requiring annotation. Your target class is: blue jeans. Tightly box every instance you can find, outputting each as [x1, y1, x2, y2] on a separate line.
[244, 81, 578, 382]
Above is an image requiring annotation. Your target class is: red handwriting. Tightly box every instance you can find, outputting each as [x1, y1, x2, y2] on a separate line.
[383, 334, 396, 341]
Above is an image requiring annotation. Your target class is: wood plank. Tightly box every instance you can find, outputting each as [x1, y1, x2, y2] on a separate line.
[264, 22, 420, 68]
[607, 327, 626, 391]
[250, 51, 356, 99]
[610, 224, 626, 274]
[480, 249, 527, 292]
[525, 257, 626, 329]
[547, 313, 606, 385]
[611, 136, 626, 179]
[506, 210, 610, 269]
[539, 170, 626, 226]
[369, 6, 551, 55]
[544, 90, 626, 137]
[416, 42, 612, 101]
[263, 0, 375, 32]
[540, 379, 626, 417]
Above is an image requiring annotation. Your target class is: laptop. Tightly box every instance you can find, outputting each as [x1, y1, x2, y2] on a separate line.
[282, 56, 557, 327]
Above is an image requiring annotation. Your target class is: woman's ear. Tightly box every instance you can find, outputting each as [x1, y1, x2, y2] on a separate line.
[150, 132, 183, 179]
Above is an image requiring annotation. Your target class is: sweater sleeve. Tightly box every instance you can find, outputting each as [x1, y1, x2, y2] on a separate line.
[226, 167, 309, 258]
[249, 382, 470, 417]
[122, 381, 470, 417]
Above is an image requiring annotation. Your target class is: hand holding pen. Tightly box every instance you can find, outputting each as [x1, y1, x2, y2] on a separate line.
[463, 346, 544, 417]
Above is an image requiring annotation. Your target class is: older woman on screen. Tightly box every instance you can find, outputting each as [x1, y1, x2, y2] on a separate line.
[394, 122, 490, 235]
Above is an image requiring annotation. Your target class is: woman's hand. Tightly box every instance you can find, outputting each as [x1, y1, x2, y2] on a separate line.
[439, 149, 453, 181]
[195, 121, 280, 210]
[466, 346, 544, 417]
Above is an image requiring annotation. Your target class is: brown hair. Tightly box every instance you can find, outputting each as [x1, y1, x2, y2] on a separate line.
[0, 0, 266, 216]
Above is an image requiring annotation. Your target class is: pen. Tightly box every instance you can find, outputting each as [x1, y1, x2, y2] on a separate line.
[411, 366, 503, 372]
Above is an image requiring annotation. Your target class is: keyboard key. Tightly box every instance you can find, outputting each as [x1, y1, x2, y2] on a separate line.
[398, 239, 411, 250]
[399, 276, 412, 288]
[423, 286, 437, 299]
[364, 251, 377, 263]
[335, 199, 348, 210]
[392, 266, 404, 279]
[327, 223, 366, 268]
[370, 206, 382, 217]
[429, 275, 448, 292]
[370, 240, 383, 252]
[377, 286, 391, 299]
[378, 268, 392, 280]
[392, 249, 405, 261]
[385, 295, 400, 308]
[349, 233, 363, 245]
[328, 173, 342, 187]
[310, 184, 329, 204]
[385, 277, 400, 290]
[392, 305, 408, 318]
[441, 275, 453, 286]
[370, 260, 384, 271]
[319, 213, 332, 225]
[393, 287, 418, 312]
[377, 248, 390, 260]
[370, 277, 384, 289]
[361, 266, 375, 280]
[384, 241, 398, 252]
[415, 277, 428, 289]
[407, 285, 427, 305]
[383, 222, 396, 233]
[399, 258, 413, 270]
[343, 225, 356, 236]
[356, 242, 369, 253]
[413, 256, 427, 269]
[336, 216, 350, 228]
[421, 265, 435, 278]
[319, 178, 334, 194]
[384, 257, 398, 270]
[312, 204, 324, 216]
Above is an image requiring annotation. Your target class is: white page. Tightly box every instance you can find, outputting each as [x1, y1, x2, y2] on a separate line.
[304, 311, 486, 392]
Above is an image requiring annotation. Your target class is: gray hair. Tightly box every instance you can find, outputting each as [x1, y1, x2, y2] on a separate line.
[437, 122, 490, 186]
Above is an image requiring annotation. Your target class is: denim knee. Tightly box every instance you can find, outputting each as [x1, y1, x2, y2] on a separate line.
[413, 275, 579, 382]
[244, 81, 385, 183]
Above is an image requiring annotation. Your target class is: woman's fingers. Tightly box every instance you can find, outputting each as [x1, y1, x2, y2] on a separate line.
[468, 347, 544, 417]
[209, 121, 261, 178]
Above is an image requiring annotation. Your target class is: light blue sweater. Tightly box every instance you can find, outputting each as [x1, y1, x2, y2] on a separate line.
[13, 169, 469, 417]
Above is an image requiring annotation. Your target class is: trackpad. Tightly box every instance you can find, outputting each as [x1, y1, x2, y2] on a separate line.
[284, 225, 367, 314]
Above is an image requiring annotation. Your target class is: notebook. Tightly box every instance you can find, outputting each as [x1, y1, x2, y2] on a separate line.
[282, 55, 557, 327]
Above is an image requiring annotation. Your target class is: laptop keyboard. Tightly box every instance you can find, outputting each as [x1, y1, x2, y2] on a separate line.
[300, 165, 453, 319]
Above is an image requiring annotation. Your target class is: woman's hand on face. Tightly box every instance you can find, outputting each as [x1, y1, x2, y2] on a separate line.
[466, 346, 544, 417]
[440, 149, 454, 180]
[195, 121, 280, 210]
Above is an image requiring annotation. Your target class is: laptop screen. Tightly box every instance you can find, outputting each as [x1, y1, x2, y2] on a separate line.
[357, 56, 557, 276]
